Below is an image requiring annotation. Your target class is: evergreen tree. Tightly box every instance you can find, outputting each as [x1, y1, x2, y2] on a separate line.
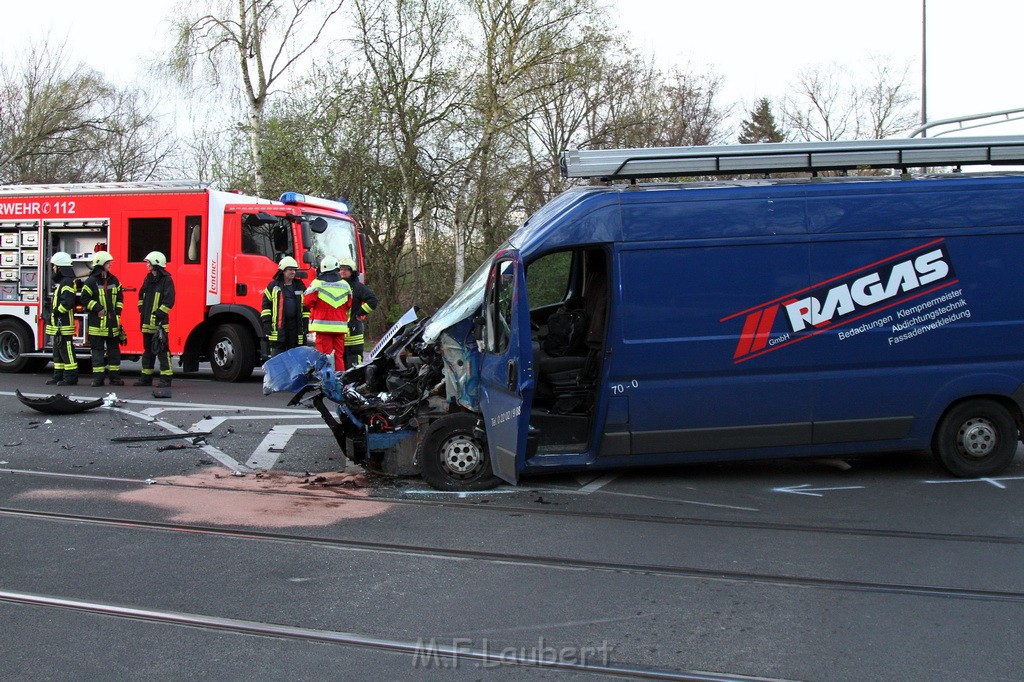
[738, 97, 784, 144]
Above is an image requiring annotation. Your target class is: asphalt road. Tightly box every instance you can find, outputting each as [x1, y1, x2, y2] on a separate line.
[2, 363, 1023, 681]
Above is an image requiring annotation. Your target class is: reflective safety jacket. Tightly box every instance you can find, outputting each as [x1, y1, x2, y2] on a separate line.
[138, 267, 175, 333]
[81, 268, 124, 337]
[45, 267, 77, 336]
[261, 276, 309, 343]
[303, 272, 352, 334]
[343, 276, 378, 348]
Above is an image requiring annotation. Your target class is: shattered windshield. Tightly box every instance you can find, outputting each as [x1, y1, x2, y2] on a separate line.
[423, 245, 505, 343]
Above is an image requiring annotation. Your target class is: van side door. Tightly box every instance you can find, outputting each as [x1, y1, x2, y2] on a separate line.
[478, 251, 535, 484]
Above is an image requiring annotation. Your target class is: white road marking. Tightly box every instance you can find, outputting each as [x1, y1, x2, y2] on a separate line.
[578, 472, 620, 493]
[109, 406, 250, 473]
[772, 483, 866, 497]
[923, 475, 1024, 488]
[246, 424, 329, 469]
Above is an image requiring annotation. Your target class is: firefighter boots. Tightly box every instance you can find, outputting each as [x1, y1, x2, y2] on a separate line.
[108, 372, 124, 386]
[154, 376, 172, 388]
[57, 372, 78, 386]
[133, 375, 153, 387]
[45, 371, 64, 385]
[91, 373, 106, 387]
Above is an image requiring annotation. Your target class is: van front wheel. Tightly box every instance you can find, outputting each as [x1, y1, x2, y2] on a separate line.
[418, 413, 501, 491]
[933, 399, 1019, 477]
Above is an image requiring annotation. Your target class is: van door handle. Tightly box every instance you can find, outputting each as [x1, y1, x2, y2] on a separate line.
[507, 359, 517, 390]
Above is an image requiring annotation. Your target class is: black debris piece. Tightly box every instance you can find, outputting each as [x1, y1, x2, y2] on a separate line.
[16, 389, 104, 415]
[111, 431, 212, 443]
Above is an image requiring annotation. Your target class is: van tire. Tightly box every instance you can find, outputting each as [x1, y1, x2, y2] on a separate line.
[0, 319, 46, 373]
[418, 413, 501, 491]
[208, 323, 255, 382]
[932, 399, 1019, 477]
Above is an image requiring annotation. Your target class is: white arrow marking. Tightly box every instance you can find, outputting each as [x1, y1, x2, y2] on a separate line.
[773, 483, 866, 497]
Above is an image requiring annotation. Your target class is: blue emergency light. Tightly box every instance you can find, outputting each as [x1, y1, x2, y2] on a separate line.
[279, 192, 349, 214]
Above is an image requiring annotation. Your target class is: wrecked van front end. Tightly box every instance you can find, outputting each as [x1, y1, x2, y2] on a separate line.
[264, 262, 501, 490]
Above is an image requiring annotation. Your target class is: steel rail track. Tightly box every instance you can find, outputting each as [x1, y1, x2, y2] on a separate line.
[2, 506, 1023, 604]
[0, 589, 787, 682]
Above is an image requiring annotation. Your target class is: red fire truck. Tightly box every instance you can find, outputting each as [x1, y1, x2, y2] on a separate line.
[0, 181, 365, 381]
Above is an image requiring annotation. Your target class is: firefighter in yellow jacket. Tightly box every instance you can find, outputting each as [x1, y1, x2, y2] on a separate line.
[45, 252, 78, 386]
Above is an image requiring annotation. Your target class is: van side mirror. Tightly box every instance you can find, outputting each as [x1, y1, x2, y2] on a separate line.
[472, 315, 486, 352]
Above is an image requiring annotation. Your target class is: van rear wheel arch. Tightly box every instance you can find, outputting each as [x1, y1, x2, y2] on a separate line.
[932, 397, 1020, 477]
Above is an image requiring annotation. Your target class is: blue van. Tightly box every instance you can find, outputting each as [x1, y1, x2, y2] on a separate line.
[275, 136, 1024, 490]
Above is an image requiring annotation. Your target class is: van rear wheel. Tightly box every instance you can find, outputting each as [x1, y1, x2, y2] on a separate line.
[933, 399, 1019, 477]
[208, 323, 255, 382]
[418, 413, 501, 491]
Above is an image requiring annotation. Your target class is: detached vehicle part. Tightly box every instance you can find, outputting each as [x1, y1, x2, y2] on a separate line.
[16, 389, 104, 415]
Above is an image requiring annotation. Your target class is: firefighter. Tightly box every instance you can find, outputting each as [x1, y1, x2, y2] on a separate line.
[338, 257, 378, 369]
[303, 255, 352, 372]
[81, 251, 125, 386]
[134, 251, 174, 387]
[261, 256, 309, 357]
[45, 252, 78, 386]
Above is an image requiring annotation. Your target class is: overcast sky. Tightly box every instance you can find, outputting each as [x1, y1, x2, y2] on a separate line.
[3, 0, 1023, 138]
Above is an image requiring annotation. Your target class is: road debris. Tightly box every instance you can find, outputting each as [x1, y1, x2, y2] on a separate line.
[16, 389, 104, 415]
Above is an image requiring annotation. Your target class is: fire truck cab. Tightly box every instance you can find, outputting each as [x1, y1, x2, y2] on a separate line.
[0, 181, 364, 381]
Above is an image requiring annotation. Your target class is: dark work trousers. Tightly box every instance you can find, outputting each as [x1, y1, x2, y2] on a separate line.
[90, 335, 121, 375]
[140, 332, 172, 377]
[270, 322, 301, 357]
[344, 343, 364, 370]
[52, 334, 78, 374]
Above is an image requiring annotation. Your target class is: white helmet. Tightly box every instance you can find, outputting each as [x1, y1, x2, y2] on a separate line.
[50, 252, 73, 267]
[320, 256, 340, 272]
[338, 257, 357, 272]
[278, 256, 299, 270]
[144, 251, 167, 268]
[92, 250, 114, 267]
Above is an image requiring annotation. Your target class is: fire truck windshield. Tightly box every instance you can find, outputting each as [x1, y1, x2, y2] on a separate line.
[305, 213, 360, 272]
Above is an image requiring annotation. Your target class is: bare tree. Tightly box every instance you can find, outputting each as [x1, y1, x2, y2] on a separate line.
[782, 57, 917, 142]
[782, 63, 855, 142]
[168, 0, 346, 194]
[354, 0, 461, 295]
[661, 67, 733, 147]
[860, 55, 918, 139]
[0, 40, 171, 184]
[0, 42, 111, 182]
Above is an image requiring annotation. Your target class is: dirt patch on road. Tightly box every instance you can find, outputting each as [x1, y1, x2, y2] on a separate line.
[18, 468, 393, 528]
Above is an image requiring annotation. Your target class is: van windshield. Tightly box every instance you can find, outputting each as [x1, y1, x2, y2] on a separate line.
[423, 244, 505, 343]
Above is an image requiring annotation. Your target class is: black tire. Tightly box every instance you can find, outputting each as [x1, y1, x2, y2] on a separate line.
[208, 323, 255, 382]
[418, 413, 501, 491]
[0, 319, 45, 373]
[932, 399, 1019, 477]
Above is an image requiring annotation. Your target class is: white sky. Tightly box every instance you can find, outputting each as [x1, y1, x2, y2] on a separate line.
[3, 0, 1023, 139]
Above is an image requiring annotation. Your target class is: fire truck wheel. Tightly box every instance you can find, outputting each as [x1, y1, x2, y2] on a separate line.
[418, 413, 501, 491]
[208, 323, 255, 382]
[0, 319, 46, 373]
[932, 398, 1019, 477]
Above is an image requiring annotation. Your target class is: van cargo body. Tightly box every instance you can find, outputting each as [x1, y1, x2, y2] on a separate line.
[294, 137, 1024, 490]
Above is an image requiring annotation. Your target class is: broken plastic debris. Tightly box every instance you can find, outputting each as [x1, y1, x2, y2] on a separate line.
[231, 471, 245, 477]
[16, 390, 103, 415]
[145, 478, 157, 485]
[102, 393, 119, 407]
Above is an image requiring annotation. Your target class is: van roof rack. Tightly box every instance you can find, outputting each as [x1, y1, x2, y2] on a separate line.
[0, 180, 210, 195]
[560, 135, 1024, 180]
